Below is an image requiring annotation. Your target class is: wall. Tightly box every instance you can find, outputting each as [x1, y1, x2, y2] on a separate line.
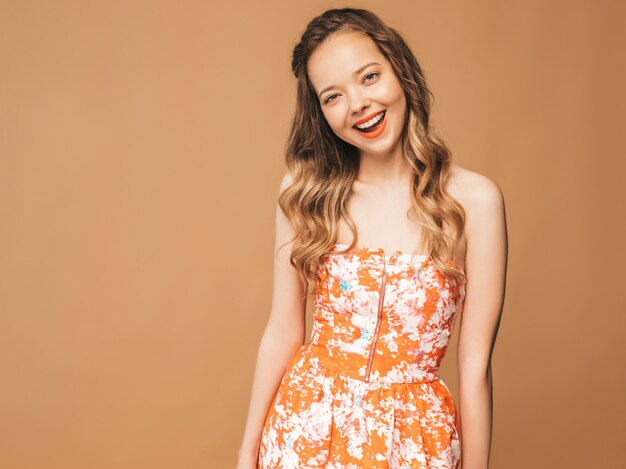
[1, 1, 624, 467]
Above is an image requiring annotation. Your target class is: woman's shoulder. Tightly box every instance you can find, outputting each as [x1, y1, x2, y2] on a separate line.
[447, 162, 504, 208]
[447, 163, 506, 263]
[279, 170, 295, 193]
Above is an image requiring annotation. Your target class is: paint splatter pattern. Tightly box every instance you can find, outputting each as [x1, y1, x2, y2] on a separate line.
[258, 243, 466, 468]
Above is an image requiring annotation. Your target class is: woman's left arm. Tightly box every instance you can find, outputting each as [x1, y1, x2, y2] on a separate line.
[457, 175, 508, 469]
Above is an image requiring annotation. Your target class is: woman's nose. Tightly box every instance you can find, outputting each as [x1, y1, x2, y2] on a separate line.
[349, 91, 371, 115]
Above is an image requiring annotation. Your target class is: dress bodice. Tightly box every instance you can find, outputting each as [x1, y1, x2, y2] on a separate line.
[309, 244, 466, 384]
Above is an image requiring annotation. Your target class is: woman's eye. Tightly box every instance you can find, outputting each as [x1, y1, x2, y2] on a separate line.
[364, 72, 380, 82]
[322, 74, 378, 104]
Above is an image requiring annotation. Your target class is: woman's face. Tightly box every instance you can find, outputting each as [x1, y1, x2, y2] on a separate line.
[307, 29, 407, 156]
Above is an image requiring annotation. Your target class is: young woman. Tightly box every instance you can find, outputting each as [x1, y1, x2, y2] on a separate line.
[237, 8, 507, 469]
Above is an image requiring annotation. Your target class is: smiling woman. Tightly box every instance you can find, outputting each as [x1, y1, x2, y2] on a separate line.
[307, 32, 407, 149]
[237, 7, 507, 469]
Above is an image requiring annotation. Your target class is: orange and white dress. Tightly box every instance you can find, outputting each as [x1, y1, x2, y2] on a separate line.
[258, 243, 466, 469]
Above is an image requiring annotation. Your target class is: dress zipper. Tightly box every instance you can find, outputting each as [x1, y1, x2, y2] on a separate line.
[365, 254, 388, 382]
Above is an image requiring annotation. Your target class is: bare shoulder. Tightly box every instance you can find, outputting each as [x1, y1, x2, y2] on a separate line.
[445, 163, 506, 266]
[275, 170, 296, 252]
[447, 163, 505, 216]
[279, 170, 295, 193]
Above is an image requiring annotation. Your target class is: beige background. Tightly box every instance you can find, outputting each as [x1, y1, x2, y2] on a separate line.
[1, 1, 625, 468]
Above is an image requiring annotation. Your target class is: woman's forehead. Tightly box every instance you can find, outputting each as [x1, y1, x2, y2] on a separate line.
[307, 31, 386, 91]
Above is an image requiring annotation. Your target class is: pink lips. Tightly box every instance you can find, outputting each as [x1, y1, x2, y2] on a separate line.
[353, 111, 387, 139]
[353, 110, 385, 127]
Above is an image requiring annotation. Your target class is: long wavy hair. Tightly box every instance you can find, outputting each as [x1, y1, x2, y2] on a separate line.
[279, 7, 466, 297]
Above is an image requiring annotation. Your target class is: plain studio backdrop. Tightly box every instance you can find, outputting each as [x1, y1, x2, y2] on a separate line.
[1, 1, 624, 468]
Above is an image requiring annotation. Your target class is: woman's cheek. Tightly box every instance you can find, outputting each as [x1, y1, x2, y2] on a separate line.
[327, 115, 344, 136]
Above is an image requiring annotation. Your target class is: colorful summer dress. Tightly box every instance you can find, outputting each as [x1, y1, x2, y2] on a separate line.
[258, 243, 467, 469]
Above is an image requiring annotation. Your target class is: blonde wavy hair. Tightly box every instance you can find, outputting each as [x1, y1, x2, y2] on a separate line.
[279, 8, 466, 296]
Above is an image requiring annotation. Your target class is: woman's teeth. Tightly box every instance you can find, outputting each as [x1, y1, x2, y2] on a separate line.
[355, 111, 385, 130]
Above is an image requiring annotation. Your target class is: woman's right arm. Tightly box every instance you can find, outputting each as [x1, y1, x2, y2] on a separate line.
[236, 172, 307, 468]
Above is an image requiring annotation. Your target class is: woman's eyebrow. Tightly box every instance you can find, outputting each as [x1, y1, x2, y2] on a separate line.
[318, 61, 381, 98]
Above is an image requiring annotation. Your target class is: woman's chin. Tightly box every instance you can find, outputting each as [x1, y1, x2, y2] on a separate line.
[353, 132, 399, 154]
